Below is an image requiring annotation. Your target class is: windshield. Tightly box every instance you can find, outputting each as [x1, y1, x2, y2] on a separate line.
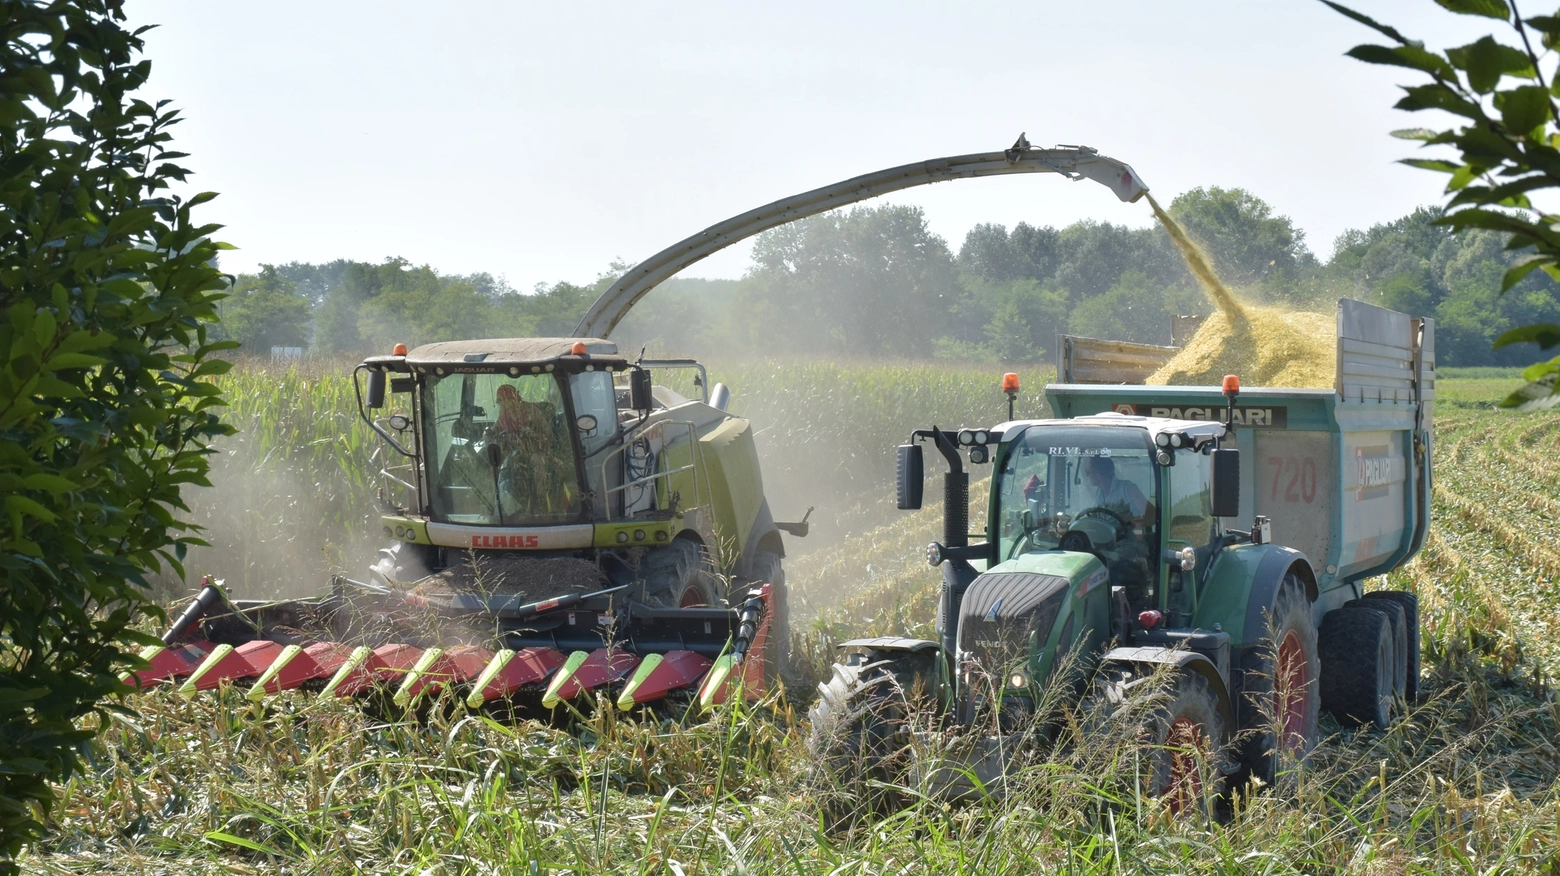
[423, 372, 582, 525]
[995, 425, 1159, 599]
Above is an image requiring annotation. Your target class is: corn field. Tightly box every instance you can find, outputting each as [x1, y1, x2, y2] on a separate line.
[28, 366, 1560, 875]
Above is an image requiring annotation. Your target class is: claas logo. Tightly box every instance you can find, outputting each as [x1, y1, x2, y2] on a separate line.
[471, 534, 541, 548]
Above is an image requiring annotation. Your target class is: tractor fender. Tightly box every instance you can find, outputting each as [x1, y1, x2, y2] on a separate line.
[739, 499, 785, 578]
[1193, 542, 1315, 651]
[1098, 647, 1234, 733]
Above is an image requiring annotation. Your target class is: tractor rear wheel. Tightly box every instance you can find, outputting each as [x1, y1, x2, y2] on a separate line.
[1318, 606, 1393, 728]
[750, 551, 790, 685]
[1147, 670, 1226, 819]
[642, 540, 721, 608]
[1239, 574, 1319, 787]
[1363, 590, 1420, 702]
[807, 649, 936, 826]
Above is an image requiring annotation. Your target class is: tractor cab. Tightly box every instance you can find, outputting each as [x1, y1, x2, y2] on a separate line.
[990, 414, 1230, 616]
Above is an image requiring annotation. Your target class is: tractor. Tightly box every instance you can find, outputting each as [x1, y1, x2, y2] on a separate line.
[809, 299, 1433, 809]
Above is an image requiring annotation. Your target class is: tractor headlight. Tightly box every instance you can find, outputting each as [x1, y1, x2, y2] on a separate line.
[926, 542, 945, 567]
[1155, 432, 1171, 447]
[1178, 546, 1196, 571]
[1008, 670, 1030, 690]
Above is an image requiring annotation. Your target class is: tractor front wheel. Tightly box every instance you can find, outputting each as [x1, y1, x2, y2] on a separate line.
[807, 649, 935, 827]
[1147, 670, 1227, 819]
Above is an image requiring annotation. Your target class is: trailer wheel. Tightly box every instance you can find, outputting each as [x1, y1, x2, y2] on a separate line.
[1240, 574, 1319, 786]
[751, 551, 790, 684]
[642, 540, 721, 608]
[1363, 590, 1419, 702]
[1318, 606, 1393, 728]
[1344, 597, 1407, 705]
[1147, 670, 1226, 819]
[807, 650, 934, 826]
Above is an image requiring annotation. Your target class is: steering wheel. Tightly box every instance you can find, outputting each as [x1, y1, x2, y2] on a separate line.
[1071, 506, 1133, 541]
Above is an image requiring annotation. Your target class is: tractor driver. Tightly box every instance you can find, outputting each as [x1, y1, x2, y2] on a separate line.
[1080, 454, 1155, 603]
[1081, 455, 1150, 525]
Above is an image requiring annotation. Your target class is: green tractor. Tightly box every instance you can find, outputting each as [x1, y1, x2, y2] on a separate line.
[810, 299, 1433, 808]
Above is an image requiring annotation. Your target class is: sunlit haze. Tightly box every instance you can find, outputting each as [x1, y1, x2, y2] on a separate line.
[131, 1, 1492, 288]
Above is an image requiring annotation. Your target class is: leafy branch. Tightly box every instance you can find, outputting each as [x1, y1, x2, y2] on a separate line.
[1327, 0, 1560, 409]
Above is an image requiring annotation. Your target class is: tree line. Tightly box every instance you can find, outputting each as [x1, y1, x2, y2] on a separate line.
[218, 186, 1557, 368]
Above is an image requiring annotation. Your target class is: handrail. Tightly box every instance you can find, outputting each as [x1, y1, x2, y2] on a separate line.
[598, 420, 701, 521]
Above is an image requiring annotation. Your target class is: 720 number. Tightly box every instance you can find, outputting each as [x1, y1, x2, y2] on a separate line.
[1268, 456, 1317, 504]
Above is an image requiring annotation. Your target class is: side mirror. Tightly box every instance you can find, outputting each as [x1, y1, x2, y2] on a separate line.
[366, 370, 386, 409]
[1211, 448, 1240, 518]
[629, 369, 653, 411]
[897, 443, 924, 510]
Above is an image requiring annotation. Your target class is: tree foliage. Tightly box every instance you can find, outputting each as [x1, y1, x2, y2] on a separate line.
[0, 0, 233, 865]
[1327, 0, 1560, 408]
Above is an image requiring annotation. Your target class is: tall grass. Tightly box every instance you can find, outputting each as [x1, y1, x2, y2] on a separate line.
[33, 368, 1560, 874]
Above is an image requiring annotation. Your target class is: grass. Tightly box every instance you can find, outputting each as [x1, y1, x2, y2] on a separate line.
[25, 365, 1560, 875]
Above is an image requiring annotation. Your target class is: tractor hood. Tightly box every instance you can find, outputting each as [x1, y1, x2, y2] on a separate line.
[955, 551, 1107, 676]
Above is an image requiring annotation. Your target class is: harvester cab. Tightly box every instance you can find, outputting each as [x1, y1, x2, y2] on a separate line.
[138, 337, 802, 718]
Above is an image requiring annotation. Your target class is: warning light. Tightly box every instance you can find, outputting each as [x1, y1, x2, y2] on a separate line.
[392, 343, 407, 356]
[570, 341, 588, 355]
[1001, 372, 1020, 393]
[1138, 610, 1163, 630]
[1222, 374, 1241, 396]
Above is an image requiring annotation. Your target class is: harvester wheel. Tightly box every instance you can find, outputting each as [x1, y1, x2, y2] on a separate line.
[642, 539, 721, 608]
[806, 649, 935, 826]
[1318, 606, 1393, 729]
[751, 551, 790, 683]
[1238, 574, 1319, 787]
[1363, 590, 1419, 702]
[1147, 670, 1226, 819]
[1344, 597, 1407, 704]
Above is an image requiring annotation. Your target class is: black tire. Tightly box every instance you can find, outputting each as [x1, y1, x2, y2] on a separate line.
[1344, 597, 1407, 705]
[1318, 606, 1393, 728]
[806, 649, 936, 825]
[1363, 590, 1420, 703]
[750, 551, 790, 685]
[641, 539, 721, 608]
[1146, 670, 1227, 819]
[1239, 574, 1320, 786]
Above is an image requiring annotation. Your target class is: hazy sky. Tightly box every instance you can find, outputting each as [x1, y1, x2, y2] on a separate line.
[131, 1, 1492, 290]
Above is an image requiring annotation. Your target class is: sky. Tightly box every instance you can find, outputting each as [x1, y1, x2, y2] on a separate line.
[130, 1, 1497, 290]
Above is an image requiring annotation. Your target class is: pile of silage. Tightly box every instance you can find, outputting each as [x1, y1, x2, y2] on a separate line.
[1144, 194, 1337, 389]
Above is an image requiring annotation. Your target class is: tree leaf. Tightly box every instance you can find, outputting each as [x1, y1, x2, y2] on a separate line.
[1493, 322, 1560, 349]
[1447, 36, 1535, 93]
[1496, 84, 1552, 136]
[1319, 1, 1414, 44]
[1347, 43, 1457, 79]
[1497, 356, 1560, 409]
[1435, 0, 1512, 20]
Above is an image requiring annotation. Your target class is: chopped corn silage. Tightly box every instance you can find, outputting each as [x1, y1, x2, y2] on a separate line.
[1145, 194, 1336, 389]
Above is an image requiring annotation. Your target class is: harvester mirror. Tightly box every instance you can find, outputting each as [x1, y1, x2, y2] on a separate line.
[629, 369, 653, 411]
[576, 414, 598, 434]
[1211, 448, 1240, 518]
[366, 370, 386, 409]
[897, 443, 924, 510]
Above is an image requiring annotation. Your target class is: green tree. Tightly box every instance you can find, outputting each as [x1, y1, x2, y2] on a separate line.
[0, 0, 233, 866]
[1330, 0, 1560, 408]
[1168, 187, 1316, 297]
[219, 265, 313, 354]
